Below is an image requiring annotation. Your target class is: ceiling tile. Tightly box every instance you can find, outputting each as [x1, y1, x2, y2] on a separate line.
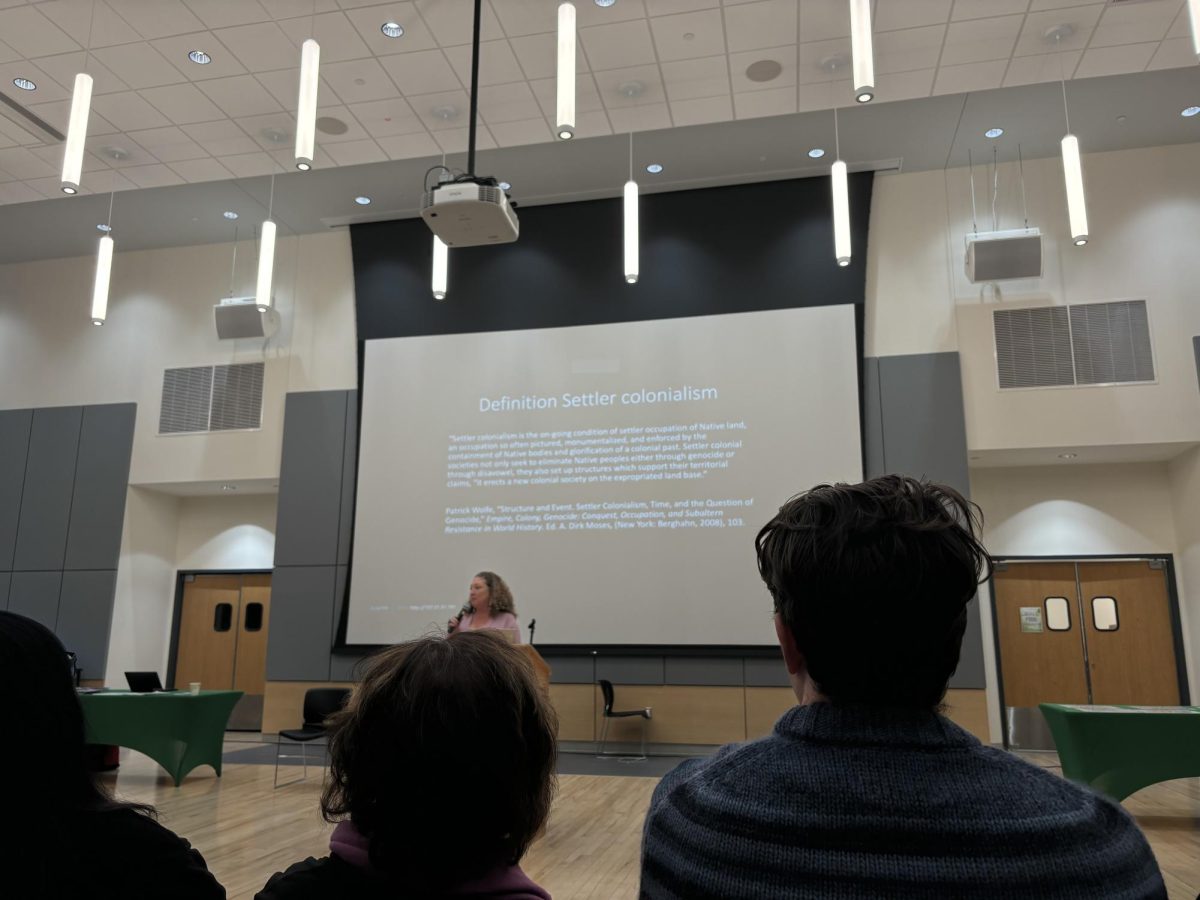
[0, 6, 80, 57]
[122, 163, 185, 188]
[0, 60, 74, 103]
[488, 116, 552, 147]
[1002, 49, 1082, 85]
[729, 45, 796, 93]
[873, 67, 935, 103]
[669, 93, 732, 127]
[150, 32, 249, 79]
[23, 52, 127, 96]
[379, 49, 462, 95]
[343, 3, 439, 55]
[84, 133, 158, 167]
[268, 143, 335, 171]
[725, 0, 797, 54]
[182, 0, 272, 28]
[313, 104, 371, 143]
[141, 82, 227, 124]
[951, 0, 1031, 21]
[37, 0, 141, 48]
[797, 37, 852, 84]
[258, 0, 340, 17]
[572, 108, 612, 138]
[574, 0, 649, 29]
[26, 174, 81, 199]
[279, 12, 373, 63]
[79, 168, 137, 193]
[530, 75, 605, 116]
[432, 124, 496, 153]
[0, 182, 43, 203]
[1013, 6, 1105, 56]
[212, 22, 296, 72]
[875, 0, 952, 31]
[25, 98, 116, 138]
[0, 39, 19, 64]
[235, 111, 299, 149]
[933, 58, 1007, 94]
[375, 130, 440, 159]
[593, 65, 666, 109]
[1074, 42, 1157, 78]
[106, 0, 207, 39]
[410, 89, 472, 130]
[650, 0, 720, 13]
[607, 102, 672, 132]
[579, 20, 657, 71]
[126, 125, 208, 160]
[478, 82, 541, 124]
[1166, 7, 1191, 38]
[414, 0, 503, 44]
[444, 40, 527, 86]
[321, 57, 401, 103]
[1145, 37, 1194, 71]
[661, 55, 731, 101]
[1090, 1, 1178, 49]
[92, 91, 174, 130]
[1027, 0, 1102, 8]
[168, 155, 233, 182]
[0, 147, 59, 179]
[733, 85, 795, 119]
[650, 9, 726, 62]
[508, 32, 590, 81]
[798, 0, 849, 42]
[940, 15, 1023, 67]
[183, 119, 261, 155]
[254, 67, 324, 108]
[324, 138, 387, 165]
[221, 150, 284, 176]
[27, 143, 107, 171]
[490, 0, 556, 37]
[198, 74, 282, 117]
[92, 43, 189, 90]
[348, 96, 425, 136]
[875, 25, 945, 74]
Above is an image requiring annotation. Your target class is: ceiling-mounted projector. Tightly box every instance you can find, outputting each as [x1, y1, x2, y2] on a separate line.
[214, 297, 280, 340]
[421, 176, 519, 247]
[965, 228, 1043, 283]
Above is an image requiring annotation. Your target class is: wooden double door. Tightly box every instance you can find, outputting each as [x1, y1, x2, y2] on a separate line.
[992, 559, 1185, 749]
[174, 573, 271, 731]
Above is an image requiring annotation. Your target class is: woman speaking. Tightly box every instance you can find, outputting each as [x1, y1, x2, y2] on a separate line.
[447, 571, 522, 644]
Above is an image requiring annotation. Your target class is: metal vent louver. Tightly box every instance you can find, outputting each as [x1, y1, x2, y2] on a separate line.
[994, 300, 1154, 390]
[159, 363, 264, 434]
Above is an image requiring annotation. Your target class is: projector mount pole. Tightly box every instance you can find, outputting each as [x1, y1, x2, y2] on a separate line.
[466, 0, 482, 177]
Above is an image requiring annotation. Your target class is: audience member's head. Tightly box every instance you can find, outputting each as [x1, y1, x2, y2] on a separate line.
[320, 630, 556, 887]
[756, 474, 991, 708]
[474, 570, 516, 615]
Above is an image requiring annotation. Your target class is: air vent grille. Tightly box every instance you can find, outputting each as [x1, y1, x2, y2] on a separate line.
[159, 362, 264, 434]
[994, 300, 1154, 390]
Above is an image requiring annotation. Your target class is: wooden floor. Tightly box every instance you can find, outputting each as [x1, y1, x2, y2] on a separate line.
[101, 746, 1200, 900]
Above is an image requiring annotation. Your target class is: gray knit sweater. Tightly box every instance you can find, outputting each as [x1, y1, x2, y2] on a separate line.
[640, 703, 1166, 899]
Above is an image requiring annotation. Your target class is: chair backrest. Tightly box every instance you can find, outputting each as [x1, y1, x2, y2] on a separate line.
[598, 679, 614, 715]
[302, 687, 351, 728]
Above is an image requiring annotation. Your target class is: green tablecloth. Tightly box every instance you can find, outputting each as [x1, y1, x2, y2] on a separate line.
[1039, 703, 1200, 801]
[80, 690, 243, 786]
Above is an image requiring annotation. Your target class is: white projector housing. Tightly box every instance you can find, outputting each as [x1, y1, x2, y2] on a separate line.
[214, 297, 281, 340]
[965, 228, 1043, 283]
[421, 181, 519, 247]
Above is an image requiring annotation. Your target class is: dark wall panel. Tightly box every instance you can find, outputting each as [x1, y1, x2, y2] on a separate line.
[596, 656, 665, 686]
[337, 393, 358, 567]
[861, 356, 885, 479]
[274, 392, 348, 567]
[744, 656, 790, 687]
[0, 571, 10, 609]
[543, 655, 595, 684]
[267, 565, 335, 680]
[8, 570, 63, 629]
[65, 404, 136, 571]
[0, 409, 32, 570]
[951, 597, 987, 690]
[13, 407, 82, 572]
[56, 570, 117, 679]
[665, 656, 744, 686]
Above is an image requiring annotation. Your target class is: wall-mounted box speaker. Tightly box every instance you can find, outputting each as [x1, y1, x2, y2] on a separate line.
[965, 228, 1043, 283]
[214, 297, 280, 340]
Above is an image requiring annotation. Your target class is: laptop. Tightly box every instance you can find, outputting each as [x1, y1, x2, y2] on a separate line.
[125, 671, 165, 693]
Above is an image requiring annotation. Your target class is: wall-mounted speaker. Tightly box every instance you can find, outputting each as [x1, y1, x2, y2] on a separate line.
[965, 228, 1043, 283]
[214, 298, 280, 340]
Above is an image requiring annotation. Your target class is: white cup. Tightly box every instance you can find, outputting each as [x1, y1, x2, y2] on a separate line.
[189, 682, 201, 696]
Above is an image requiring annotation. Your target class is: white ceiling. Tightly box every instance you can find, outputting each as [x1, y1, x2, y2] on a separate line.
[0, 0, 1194, 207]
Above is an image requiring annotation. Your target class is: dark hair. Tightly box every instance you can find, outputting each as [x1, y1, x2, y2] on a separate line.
[0, 611, 151, 817]
[321, 631, 556, 886]
[755, 475, 992, 708]
[475, 570, 516, 616]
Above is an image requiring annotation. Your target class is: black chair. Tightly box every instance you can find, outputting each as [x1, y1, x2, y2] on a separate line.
[597, 679, 652, 760]
[273, 687, 350, 788]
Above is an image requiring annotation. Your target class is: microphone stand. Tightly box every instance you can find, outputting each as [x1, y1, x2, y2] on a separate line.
[528, 618, 537, 646]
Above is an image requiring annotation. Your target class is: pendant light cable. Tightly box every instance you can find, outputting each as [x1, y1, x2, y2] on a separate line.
[1017, 144, 1029, 229]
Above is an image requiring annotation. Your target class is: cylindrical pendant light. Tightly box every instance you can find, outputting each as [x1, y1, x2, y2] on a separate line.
[1060, 135, 1088, 246]
[1189, 0, 1199, 59]
[256, 220, 277, 307]
[295, 38, 320, 170]
[556, 3, 576, 140]
[849, 0, 874, 103]
[623, 180, 639, 284]
[432, 236, 449, 300]
[91, 234, 113, 325]
[831, 160, 851, 266]
[61, 73, 93, 194]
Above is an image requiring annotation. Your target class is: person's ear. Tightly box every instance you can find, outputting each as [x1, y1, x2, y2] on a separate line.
[774, 614, 804, 676]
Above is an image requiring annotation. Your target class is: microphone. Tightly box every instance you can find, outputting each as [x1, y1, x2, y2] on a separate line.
[448, 602, 472, 634]
[528, 618, 537, 644]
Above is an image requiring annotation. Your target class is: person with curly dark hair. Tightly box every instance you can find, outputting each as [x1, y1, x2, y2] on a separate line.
[257, 630, 557, 900]
[447, 571, 521, 643]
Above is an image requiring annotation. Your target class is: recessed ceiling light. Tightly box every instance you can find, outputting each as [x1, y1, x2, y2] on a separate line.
[808, 148, 825, 159]
[595, 0, 616, 6]
[221, 484, 238, 491]
[646, 163, 663, 174]
[985, 127, 1004, 138]
[1057, 452, 1078, 459]
[499, 181, 511, 191]
[223, 210, 238, 220]
[1183, 106, 1200, 118]
[12, 77, 35, 91]
[96, 223, 112, 233]
[188, 50, 211, 65]
[381, 21, 404, 38]
[355, 195, 371, 205]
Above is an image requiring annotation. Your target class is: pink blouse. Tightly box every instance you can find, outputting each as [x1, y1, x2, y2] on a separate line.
[452, 610, 522, 644]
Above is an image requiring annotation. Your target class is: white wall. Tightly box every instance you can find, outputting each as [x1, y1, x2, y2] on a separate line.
[175, 494, 277, 571]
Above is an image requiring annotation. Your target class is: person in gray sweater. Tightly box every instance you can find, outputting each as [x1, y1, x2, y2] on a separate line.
[640, 475, 1166, 900]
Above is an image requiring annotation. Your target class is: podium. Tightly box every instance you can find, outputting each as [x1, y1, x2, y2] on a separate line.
[517, 644, 551, 693]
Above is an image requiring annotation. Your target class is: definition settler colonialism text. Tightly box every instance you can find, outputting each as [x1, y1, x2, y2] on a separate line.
[480, 386, 719, 412]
